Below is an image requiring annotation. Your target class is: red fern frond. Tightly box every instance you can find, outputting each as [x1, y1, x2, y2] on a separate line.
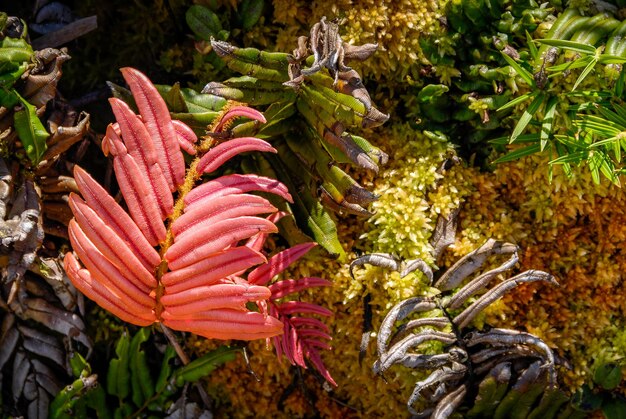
[62, 68, 331, 345]
[249, 243, 336, 385]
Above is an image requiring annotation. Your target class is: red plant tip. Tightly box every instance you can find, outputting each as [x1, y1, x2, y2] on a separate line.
[214, 106, 267, 133]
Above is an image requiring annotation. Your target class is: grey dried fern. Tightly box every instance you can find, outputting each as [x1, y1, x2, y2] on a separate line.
[353, 213, 564, 418]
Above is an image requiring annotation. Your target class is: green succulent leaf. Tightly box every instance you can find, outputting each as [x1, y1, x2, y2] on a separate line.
[593, 363, 623, 390]
[49, 374, 99, 419]
[157, 84, 228, 113]
[69, 352, 90, 378]
[186, 5, 223, 41]
[13, 92, 49, 165]
[269, 150, 346, 260]
[467, 364, 511, 418]
[173, 346, 239, 387]
[417, 84, 449, 103]
[0, 36, 33, 63]
[602, 398, 626, 419]
[239, 0, 264, 30]
[527, 388, 569, 419]
[0, 61, 28, 87]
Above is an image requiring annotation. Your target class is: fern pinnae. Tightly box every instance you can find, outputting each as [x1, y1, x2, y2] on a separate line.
[72, 166, 161, 270]
[160, 247, 266, 290]
[121, 67, 186, 190]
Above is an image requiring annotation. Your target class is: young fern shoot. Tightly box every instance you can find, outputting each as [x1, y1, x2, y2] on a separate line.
[63, 68, 334, 381]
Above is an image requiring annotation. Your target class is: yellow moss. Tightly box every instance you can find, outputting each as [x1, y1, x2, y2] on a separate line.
[200, 132, 626, 414]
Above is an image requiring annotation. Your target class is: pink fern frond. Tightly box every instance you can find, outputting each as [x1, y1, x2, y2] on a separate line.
[108, 97, 174, 218]
[256, 243, 336, 385]
[73, 166, 161, 270]
[196, 137, 277, 174]
[165, 216, 278, 270]
[161, 309, 283, 340]
[121, 67, 186, 190]
[64, 253, 156, 326]
[244, 212, 289, 253]
[214, 106, 266, 133]
[161, 247, 266, 291]
[161, 282, 272, 314]
[306, 349, 337, 386]
[171, 194, 277, 239]
[66, 222, 156, 315]
[68, 193, 157, 289]
[172, 119, 199, 155]
[184, 173, 293, 207]
[64, 69, 333, 368]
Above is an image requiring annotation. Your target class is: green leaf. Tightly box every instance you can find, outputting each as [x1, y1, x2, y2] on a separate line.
[597, 106, 626, 129]
[510, 92, 545, 143]
[173, 346, 239, 386]
[0, 61, 28, 88]
[588, 151, 602, 184]
[239, 0, 264, 30]
[578, 115, 623, 136]
[489, 133, 539, 145]
[500, 51, 535, 87]
[602, 399, 626, 419]
[572, 57, 598, 91]
[14, 92, 49, 165]
[69, 352, 90, 378]
[162, 82, 188, 113]
[269, 150, 346, 260]
[0, 88, 18, 108]
[0, 37, 33, 63]
[549, 150, 588, 164]
[155, 346, 177, 393]
[594, 363, 623, 390]
[85, 385, 111, 419]
[129, 327, 154, 407]
[493, 143, 541, 164]
[186, 5, 222, 41]
[497, 91, 534, 112]
[541, 96, 557, 151]
[107, 332, 130, 400]
[548, 56, 592, 72]
[537, 39, 596, 55]
[599, 54, 626, 64]
[417, 84, 449, 103]
[526, 30, 537, 60]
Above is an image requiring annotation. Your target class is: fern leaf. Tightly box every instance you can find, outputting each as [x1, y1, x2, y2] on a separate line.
[64, 68, 331, 346]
